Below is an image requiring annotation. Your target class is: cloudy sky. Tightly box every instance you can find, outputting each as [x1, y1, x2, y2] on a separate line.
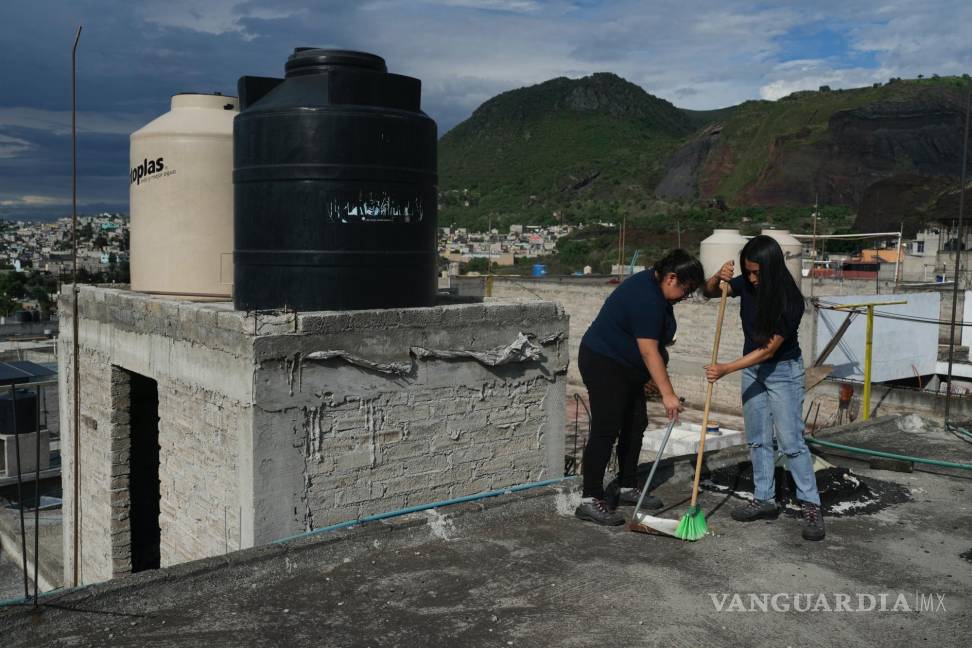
[2, 0, 971, 219]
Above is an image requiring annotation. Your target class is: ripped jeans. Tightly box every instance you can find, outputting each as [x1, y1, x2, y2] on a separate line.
[741, 357, 820, 505]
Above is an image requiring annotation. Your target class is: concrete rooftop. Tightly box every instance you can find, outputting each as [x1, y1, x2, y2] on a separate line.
[1, 418, 970, 647]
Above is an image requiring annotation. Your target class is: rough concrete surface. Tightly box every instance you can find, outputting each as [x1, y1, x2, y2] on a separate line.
[0, 507, 62, 593]
[59, 286, 567, 584]
[0, 552, 25, 601]
[0, 454, 969, 647]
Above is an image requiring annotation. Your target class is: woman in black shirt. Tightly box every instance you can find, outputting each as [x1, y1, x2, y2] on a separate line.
[702, 235, 824, 541]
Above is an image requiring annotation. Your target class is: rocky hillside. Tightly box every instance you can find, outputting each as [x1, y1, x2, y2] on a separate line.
[654, 76, 971, 233]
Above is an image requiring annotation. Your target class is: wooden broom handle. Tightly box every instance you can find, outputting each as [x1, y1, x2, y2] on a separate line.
[689, 280, 729, 507]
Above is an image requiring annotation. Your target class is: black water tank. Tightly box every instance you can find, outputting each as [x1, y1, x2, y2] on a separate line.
[0, 389, 38, 434]
[233, 48, 438, 311]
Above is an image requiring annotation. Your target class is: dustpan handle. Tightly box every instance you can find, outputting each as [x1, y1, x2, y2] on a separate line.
[632, 417, 677, 518]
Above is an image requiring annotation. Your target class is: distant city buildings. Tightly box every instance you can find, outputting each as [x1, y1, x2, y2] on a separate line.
[0, 212, 129, 275]
[438, 223, 572, 268]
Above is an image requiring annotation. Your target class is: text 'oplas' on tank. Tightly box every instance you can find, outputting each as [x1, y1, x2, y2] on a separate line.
[233, 48, 438, 312]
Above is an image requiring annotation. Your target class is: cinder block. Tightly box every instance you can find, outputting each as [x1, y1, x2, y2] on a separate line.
[399, 307, 444, 328]
[334, 448, 374, 472]
[488, 406, 527, 427]
[348, 309, 401, 330]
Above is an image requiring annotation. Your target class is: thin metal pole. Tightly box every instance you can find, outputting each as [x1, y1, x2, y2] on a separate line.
[863, 305, 874, 421]
[33, 384, 41, 606]
[10, 387, 29, 598]
[946, 78, 972, 425]
[894, 223, 902, 288]
[71, 24, 82, 587]
[811, 197, 818, 299]
[33, 384, 42, 605]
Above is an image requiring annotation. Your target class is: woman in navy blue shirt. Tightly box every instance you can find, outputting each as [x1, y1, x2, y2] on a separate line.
[702, 235, 824, 541]
[575, 249, 704, 526]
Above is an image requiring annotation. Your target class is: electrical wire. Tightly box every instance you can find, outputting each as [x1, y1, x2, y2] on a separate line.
[814, 300, 972, 327]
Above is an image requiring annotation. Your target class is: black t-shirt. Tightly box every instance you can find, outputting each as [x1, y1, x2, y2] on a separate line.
[728, 274, 802, 362]
[581, 269, 675, 379]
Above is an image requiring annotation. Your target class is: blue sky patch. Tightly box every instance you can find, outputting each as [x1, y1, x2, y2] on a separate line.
[776, 24, 879, 69]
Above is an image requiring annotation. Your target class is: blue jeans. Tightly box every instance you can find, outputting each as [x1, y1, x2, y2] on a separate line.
[741, 357, 820, 505]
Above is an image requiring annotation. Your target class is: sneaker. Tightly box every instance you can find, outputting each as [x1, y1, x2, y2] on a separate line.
[801, 502, 826, 541]
[730, 498, 779, 522]
[575, 498, 625, 526]
[606, 482, 664, 510]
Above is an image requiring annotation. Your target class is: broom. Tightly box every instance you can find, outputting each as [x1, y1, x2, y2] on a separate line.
[674, 280, 729, 541]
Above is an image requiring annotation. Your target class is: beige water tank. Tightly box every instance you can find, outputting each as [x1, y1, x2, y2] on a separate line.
[130, 93, 238, 299]
[761, 229, 803, 285]
[700, 229, 747, 280]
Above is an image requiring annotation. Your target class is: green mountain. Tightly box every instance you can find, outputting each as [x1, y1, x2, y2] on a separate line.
[438, 73, 700, 231]
[657, 76, 971, 234]
[438, 74, 972, 273]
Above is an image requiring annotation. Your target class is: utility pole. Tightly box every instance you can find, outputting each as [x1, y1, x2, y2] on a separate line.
[811, 195, 818, 298]
[486, 214, 493, 297]
[894, 222, 903, 288]
[946, 77, 972, 424]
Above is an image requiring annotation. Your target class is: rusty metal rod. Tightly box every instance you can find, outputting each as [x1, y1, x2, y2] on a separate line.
[34, 384, 41, 606]
[71, 23, 82, 588]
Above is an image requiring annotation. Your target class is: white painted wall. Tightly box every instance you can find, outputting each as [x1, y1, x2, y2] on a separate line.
[816, 292, 939, 382]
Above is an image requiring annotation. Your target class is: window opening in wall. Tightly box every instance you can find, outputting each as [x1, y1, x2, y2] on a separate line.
[129, 372, 160, 572]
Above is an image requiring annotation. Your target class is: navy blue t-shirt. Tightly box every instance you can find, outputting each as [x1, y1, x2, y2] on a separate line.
[581, 270, 675, 379]
[728, 274, 802, 361]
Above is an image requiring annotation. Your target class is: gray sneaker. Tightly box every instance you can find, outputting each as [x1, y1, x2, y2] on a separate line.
[606, 483, 664, 510]
[801, 502, 826, 541]
[730, 498, 779, 522]
[575, 498, 625, 526]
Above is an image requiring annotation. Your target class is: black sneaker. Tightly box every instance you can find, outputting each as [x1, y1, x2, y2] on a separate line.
[575, 498, 625, 526]
[605, 482, 664, 510]
[801, 502, 826, 541]
[730, 498, 779, 522]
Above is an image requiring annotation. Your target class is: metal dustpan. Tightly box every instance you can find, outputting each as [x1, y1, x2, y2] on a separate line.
[627, 418, 680, 537]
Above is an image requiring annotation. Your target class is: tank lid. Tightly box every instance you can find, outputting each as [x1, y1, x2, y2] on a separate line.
[171, 93, 239, 110]
[285, 48, 387, 76]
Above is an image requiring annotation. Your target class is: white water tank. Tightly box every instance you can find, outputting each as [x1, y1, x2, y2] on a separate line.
[700, 229, 747, 280]
[761, 229, 803, 286]
[130, 93, 238, 299]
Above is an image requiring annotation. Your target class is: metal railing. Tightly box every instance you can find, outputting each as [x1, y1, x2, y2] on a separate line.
[1, 377, 59, 608]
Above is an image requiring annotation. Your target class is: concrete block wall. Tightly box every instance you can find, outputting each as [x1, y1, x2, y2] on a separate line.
[59, 287, 255, 586]
[492, 277, 815, 413]
[57, 342, 114, 584]
[248, 301, 568, 540]
[157, 381, 245, 566]
[59, 286, 567, 584]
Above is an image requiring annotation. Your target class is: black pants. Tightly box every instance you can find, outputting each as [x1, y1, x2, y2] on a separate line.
[579, 344, 648, 499]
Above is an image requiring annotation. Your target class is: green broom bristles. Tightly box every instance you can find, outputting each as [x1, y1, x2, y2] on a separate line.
[674, 505, 708, 541]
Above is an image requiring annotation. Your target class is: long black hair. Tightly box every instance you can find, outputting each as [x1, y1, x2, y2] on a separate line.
[654, 249, 705, 294]
[739, 235, 803, 345]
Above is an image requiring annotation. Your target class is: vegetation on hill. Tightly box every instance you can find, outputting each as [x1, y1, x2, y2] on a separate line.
[439, 73, 701, 232]
[439, 73, 971, 273]
[693, 76, 970, 210]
